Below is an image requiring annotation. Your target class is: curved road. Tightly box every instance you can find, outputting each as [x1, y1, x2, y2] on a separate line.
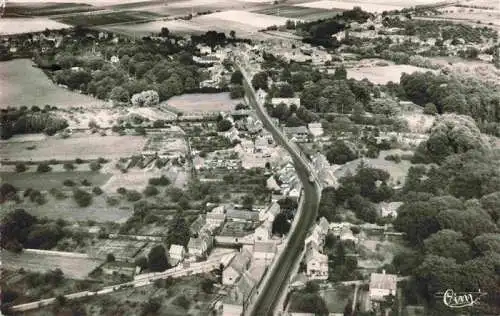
[236, 62, 321, 315]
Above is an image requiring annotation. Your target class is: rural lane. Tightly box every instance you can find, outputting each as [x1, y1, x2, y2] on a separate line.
[235, 59, 322, 316]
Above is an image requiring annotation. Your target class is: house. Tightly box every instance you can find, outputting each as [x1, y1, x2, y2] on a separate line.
[254, 220, 272, 242]
[266, 176, 281, 192]
[190, 214, 206, 235]
[283, 126, 309, 142]
[253, 241, 277, 263]
[369, 271, 398, 302]
[223, 269, 258, 315]
[222, 127, 240, 143]
[259, 202, 281, 222]
[110, 55, 119, 64]
[307, 122, 324, 138]
[256, 89, 267, 103]
[271, 98, 301, 109]
[187, 233, 213, 257]
[288, 182, 302, 199]
[318, 217, 329, 235]
[193, 55, 219, 65]
[198, 45, 212, 55]
[207, 207, 226, 227]
[223, 248, 252, 285]
[378, 202, 403, 218]
[254, 136, 270, 152]
[304, 245, 328, 280]
[169, 244, 185, 265]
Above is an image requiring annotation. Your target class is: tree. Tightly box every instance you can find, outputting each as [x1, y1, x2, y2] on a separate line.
[167, 215, 190, 247]
[37, 163, 52, 173]
[394, 201, 441, 246]
[201, 278, 214, 293]
[229, 30, 236, 38]
[279, 83, 294, 98]
[480, 192, 500, 223]
[15, 163, 27, 173]
[333, 65, 347, 80]
[251, 72, 268, 90]
[370, 98, 399, 117]
[63, 163, 75, 171]
[135, 256, 148, 270]
[242, 194, 255, 210]
[106, 253, 116, 262]
[126, 190, 142, 202]
[423, 230, 471, 263]
[73, 189, 92, 207]
[230, 85, 245, 99]
[473, 233, 500, 254]
[272, 212, 291, 236]
[290, 293, 329, 315]
[149, 175, 171, 186]
[1, 209, 36, 251]
[89, 161, 101, 171]
[160, 27, 170, 37]
[109, 86, 130, 104]
[148, 245, 170, 272]
[230, 70, 243, 85]
[217, 119, 233, 132]
[131, 90, 160, 107]
[415, 255, 461, 301]
[92, 186, 103, 195]
[144, 185, 159, 197]
[423, 103, 438, 115]
[325, 140, 357, 165]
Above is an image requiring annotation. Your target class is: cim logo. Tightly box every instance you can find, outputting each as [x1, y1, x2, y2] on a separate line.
[436, 289, 487, 309]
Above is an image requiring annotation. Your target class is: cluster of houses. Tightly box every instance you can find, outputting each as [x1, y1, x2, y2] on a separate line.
[194, 44, 232, 88]
[303, 217, 330, 280]
[266, 162, 303, 200]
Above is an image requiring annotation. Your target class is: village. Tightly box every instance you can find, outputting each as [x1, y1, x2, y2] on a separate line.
[1, 0, 500, 315]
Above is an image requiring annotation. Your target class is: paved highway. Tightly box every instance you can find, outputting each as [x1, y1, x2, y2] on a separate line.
[236, 61, 321, 316]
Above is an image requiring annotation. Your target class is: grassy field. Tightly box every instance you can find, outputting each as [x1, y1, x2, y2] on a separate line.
[0, 59, 106, 108]
[345, 65, 437, 84]
[0, 134, 147, 161]
[0, 171, 112, 190]
[253, 5, 341, 21]
[167, 93, 238, 113]
[56, 10, 164, 26]
[2, 250, 102, 280]
[0, 18, 70, 35]
[4, 2, 96, 17]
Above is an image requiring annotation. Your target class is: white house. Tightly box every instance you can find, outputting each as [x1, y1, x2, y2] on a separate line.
[307, 122, 324, 138]
[378, 201, 403, 218]
[271, 97, 301, 109]
[369, 271, 398, 302]
[223, 248, 252, 285]
[207, 211, 226, 228]
[256, 89, 267, 103]
[305, 245, 328, 280]
[259, 202, 281, 222]
[266, 176, 281, 192]
[253, 241, 277, 263]
[188, 233, 213, 257]
[169, 244, 185, 265]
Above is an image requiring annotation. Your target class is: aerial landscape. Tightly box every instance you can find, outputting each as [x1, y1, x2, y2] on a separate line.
[0, 0, 499, 315]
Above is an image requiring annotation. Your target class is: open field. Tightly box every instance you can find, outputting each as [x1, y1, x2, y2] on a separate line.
[0, 59, 106, 109]
[2, 250, 102, 280]
[0, 134, 147, 161]
[436, 6, 500, 26]
[0, 18, 70, 35]
[452, 0, 499, 10]
[253, 5, 341, 20]
[55, 10, 164, 26]
[0, 171, 112, 190]
[10, 0, 155, 5]
[198, 10, 301, 28]
[5, 2, 96, 17]
[345, 64, 436, 84]
[294, 0, 403, 12]
[127, 0, 269, 16]
[167, 92, 238, 113]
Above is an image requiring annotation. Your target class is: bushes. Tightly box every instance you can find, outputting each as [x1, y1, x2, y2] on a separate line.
[73, 189, 92, 207]
[37, 163, 52, 173]
[15, 163, 27, 173]
[148, 175, 171, 186]
[384, 154, 402, 163]
[143, 186, 159, 197]
[63, 179, 75, 187]
[126, 190, 142, 202]
[117, 187, 127, 195]
[63, 162, 75, 171]
[92, 186, 103, 195]
[89, 161, 101, 171]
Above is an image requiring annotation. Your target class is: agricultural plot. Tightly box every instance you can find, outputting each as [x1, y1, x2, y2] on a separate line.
[167, 93, 238, 113]
[0, 171, 111, 191]
[5, 2, 96, 17]
[101, 169, 160, 193]
[436, 6, 500, 27]
[55, 10, 164, 26]
[10, 0, 157, 5]
[253, 5, 341, 21]
[0, 18, 70, 35]
[0, 134, 147, 161]
[196, 10, 302, 28]
[294, 0, 403, 13]
[0, 59, 106, 109]
[143, 135, 188, 155]
[345, 64, 437, 84]
[2, 250, 102, 280]
[134, 0, 267, 16]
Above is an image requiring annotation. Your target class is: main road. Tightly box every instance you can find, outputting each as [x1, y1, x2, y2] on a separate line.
[235, 61, 321, 315]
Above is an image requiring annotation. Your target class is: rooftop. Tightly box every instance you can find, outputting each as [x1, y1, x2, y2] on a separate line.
[370, 272, 397, 291]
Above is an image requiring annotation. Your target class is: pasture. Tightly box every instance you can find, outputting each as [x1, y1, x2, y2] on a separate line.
[167, 92, 238, 113]
[254, 5, 341, 21]
[345, 64, 436, 84]
[2, 250, 102, 280]
[0, 18, 70, 35]
[197, 10, 301, 28]
[0, 59, 106, 109]
[0, 134, 147, 161]
[0, 171, 112, 190]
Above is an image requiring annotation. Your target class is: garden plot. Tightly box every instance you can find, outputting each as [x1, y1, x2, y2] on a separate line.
[88, 239, 148, 261]
[2, 250, 102, 280]
[143, 135, 188, 155]
[0, 18, 70, 35]
[101, 169, 160, 193]
[0, 59, 107, 109]
[0, 171, 112, 191]
[3, 194, 133, 222]
[0, 134, 147, 161]
[346, 65, 436, 84]
[167, 93, 239, 113]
